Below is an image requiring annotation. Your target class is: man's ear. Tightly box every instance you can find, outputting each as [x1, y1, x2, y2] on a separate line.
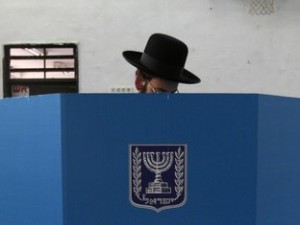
[135, 74, 145, 91]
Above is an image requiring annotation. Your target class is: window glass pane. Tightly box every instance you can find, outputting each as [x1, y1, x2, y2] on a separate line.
[46, 71, 75, 79]
[10, 72, 44, 79]
[10, 48, 31, 56]
[10, 48, 44, 56]
[46, 48, 73, 56]
[46, 59, 74, 68]
[10, 59, 44, 69]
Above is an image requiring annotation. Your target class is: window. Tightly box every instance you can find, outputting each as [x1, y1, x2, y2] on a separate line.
[3, 43, 78, 97]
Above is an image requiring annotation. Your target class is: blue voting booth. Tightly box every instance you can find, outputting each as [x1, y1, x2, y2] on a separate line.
[0, 94, 300, 225]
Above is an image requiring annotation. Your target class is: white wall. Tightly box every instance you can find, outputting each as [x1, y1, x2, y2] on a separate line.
[0, 0, 300, 97]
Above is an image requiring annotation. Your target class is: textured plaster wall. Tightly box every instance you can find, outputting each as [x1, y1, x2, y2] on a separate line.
[0, 0, 299, 97]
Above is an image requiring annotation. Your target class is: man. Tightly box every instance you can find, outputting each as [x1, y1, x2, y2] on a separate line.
[122, 33, 201, 93]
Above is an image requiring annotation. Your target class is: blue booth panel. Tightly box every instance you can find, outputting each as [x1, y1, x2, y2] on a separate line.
[257, 96, 300, 225]
[0, 94, 299, 225]
[0, 95, 63, 225]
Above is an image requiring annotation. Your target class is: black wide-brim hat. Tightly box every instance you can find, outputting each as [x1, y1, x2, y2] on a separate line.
[123, 33, 200, 84]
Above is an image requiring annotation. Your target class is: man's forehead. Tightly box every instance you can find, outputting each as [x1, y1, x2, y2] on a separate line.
[151, 76, 179, 85]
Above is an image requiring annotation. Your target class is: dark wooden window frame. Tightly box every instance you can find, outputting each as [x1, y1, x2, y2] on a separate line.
[3, 43, 78, 97]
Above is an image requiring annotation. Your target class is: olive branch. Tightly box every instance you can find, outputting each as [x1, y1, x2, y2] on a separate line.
[132, 147, 142, 200]
[175, 147, 184, 199]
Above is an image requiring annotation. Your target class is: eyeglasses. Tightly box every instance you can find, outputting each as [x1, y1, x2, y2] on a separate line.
[147, 80, 179, 94]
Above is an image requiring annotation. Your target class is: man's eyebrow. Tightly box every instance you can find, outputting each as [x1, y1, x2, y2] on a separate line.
[156, 88, 168, 92]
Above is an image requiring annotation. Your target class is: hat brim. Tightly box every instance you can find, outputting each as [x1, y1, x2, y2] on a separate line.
[123, 51, 200, 84]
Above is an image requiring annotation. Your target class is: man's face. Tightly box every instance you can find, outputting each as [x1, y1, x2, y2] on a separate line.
[135, 70, 179, 93]
[144, 77, 179, 94]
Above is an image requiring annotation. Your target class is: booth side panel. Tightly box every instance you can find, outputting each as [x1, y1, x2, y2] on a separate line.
[0, 95, 64, 225]
[257, 96, 300, 225]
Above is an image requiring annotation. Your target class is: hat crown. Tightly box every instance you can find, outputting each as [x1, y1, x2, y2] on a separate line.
[122, 33, 200, 84]
[143, 33, 188, 67]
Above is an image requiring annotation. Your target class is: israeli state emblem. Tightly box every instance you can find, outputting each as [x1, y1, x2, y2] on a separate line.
[129, 144, 187, 212]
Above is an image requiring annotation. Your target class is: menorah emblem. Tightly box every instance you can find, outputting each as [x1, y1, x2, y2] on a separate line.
[143, 151, 174, 194]
[130, 144, 187, 212]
